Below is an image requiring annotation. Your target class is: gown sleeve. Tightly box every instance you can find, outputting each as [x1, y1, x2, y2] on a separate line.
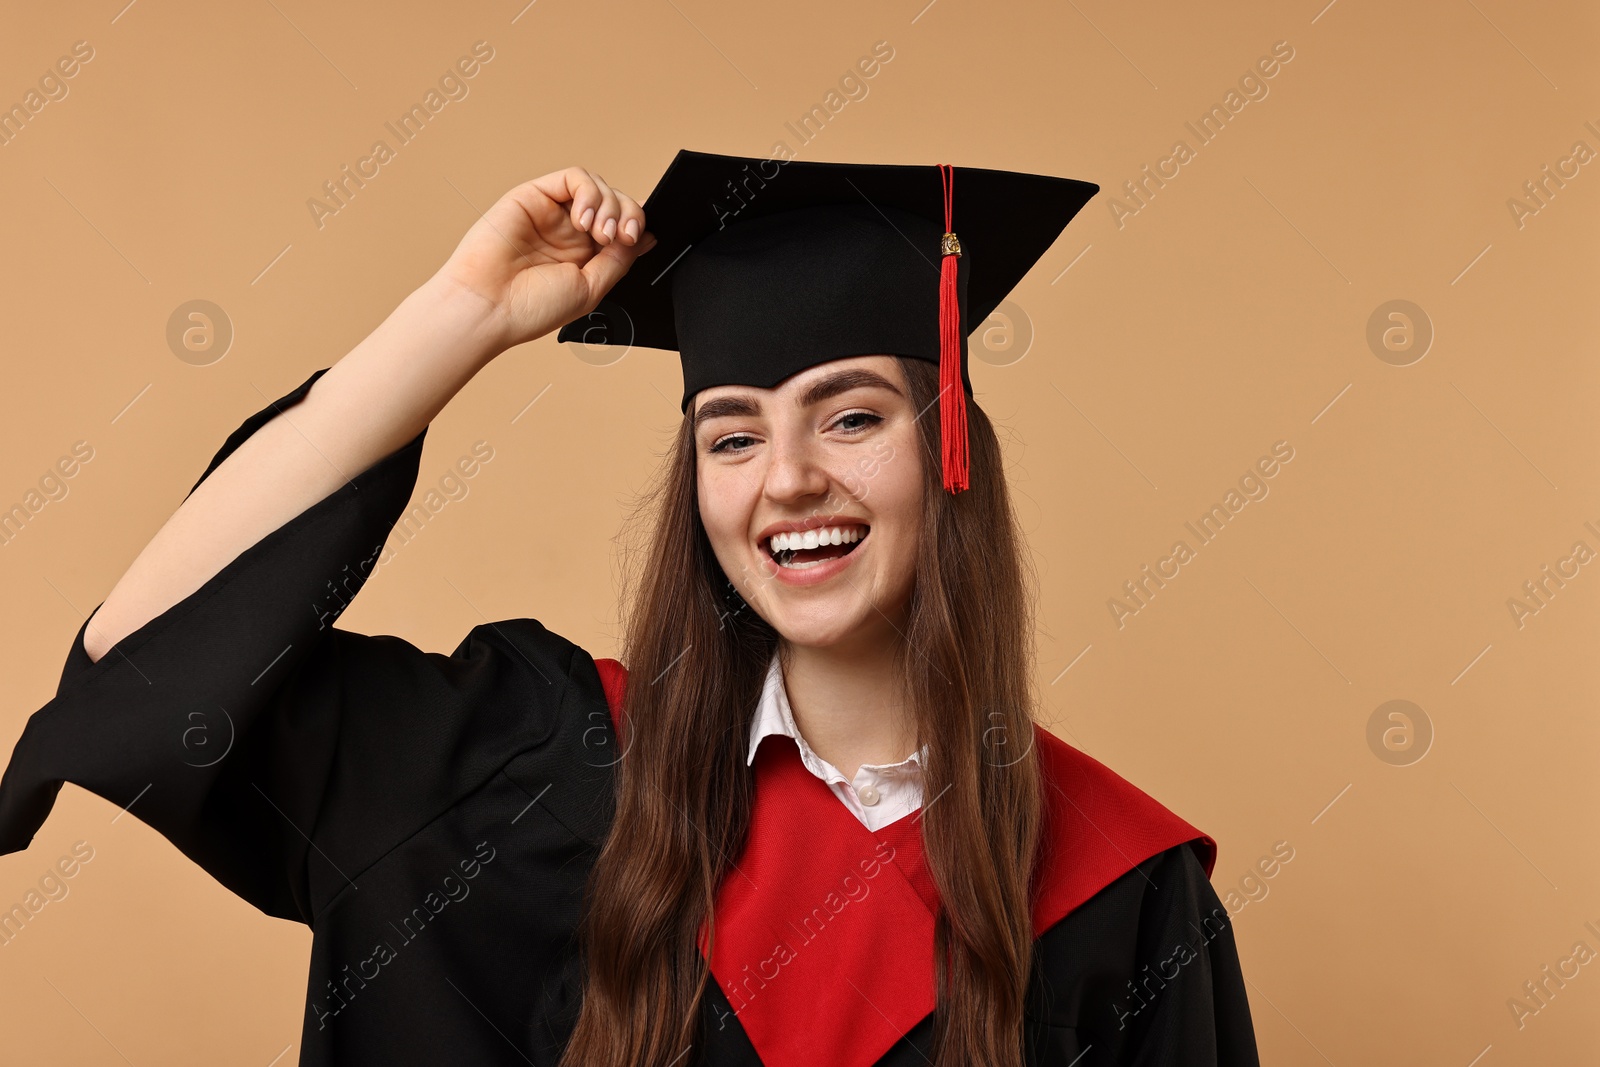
[1120, 843, 1260, 1066]
[0, 367, 579, 926]
[1026, 842, 1261, 1065]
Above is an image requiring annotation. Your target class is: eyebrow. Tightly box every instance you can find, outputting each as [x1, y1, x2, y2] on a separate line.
[692, 367, 904, 431]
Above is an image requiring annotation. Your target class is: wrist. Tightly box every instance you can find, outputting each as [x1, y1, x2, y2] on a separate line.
[411, 272, 511, 365]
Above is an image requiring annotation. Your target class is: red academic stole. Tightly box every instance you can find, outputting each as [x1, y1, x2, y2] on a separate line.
[591, 659, 1216, 1067]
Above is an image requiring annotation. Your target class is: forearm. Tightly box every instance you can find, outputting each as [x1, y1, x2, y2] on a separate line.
[82, 273, 505, 662]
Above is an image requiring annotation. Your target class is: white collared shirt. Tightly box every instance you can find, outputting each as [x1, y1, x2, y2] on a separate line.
[746, 653, 929, 832]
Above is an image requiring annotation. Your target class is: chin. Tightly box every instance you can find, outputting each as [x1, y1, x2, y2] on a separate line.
[761, 605, 878, 650]
[746, 579, 910, 650]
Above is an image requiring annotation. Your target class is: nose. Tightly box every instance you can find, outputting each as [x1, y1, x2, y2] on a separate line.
[762, 426, 832, 505]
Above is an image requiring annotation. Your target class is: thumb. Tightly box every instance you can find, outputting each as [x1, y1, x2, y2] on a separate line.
[579, 231, 657, 305]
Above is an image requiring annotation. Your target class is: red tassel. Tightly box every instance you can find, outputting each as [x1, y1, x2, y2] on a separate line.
[938, 164, 968, 494]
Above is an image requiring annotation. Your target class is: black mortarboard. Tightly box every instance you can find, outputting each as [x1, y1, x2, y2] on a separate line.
[555, 149, 1099, 493]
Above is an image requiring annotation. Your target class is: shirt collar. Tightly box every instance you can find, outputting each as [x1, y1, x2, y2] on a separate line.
[746, 652, 928, 773]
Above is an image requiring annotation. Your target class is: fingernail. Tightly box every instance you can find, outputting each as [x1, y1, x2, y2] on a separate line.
[603, 217, 617, 240]
[624, 219, 640, 242]
[579, 207, 595, 231]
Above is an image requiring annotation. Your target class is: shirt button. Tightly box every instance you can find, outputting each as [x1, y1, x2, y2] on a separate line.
[857, 784, 881, 806]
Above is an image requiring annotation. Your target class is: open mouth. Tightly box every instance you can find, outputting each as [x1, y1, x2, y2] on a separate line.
[763, 524, 870, 570]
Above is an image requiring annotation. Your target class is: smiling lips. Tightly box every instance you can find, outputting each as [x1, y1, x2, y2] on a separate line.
[764, 523, 870, 570]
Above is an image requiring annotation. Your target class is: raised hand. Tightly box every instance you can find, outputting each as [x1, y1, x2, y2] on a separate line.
[431, 165, 656, 353]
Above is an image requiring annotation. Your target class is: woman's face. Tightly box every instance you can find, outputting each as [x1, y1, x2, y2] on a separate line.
[694, 355, 924, 651]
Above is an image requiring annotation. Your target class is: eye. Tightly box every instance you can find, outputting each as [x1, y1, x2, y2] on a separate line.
[831, 411, 882, 435]
[709, 433, 758, 455]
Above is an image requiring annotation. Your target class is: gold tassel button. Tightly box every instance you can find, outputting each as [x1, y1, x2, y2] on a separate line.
[940, 232, 962, 257]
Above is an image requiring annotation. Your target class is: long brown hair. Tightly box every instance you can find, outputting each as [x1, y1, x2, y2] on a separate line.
[559, 356, 1043, 1066]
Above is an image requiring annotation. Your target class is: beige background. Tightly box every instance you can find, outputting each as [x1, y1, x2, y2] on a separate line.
[1, 0, 1596, 1063]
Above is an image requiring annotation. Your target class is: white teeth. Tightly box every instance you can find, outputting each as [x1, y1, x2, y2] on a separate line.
[766, 524, 867, 559]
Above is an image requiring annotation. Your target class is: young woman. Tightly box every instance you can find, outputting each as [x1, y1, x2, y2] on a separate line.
[0, 154, 1260, 1066]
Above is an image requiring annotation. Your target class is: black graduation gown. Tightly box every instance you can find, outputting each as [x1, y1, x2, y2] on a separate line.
[0, 369, 1261, 1066]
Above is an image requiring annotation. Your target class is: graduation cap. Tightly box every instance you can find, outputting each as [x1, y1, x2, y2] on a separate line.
[555, 149, 1099, 493]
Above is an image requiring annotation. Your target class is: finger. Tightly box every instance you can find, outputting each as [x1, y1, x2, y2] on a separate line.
[524, 166, 605, 235]
[588, 172, 623, 245]
[613, 188, 645, 245]
[571, 167, 611, 236]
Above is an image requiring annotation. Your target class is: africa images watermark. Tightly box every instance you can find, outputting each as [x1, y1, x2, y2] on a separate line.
[1504, 519, 1600, 630]
[769, 40, 896, 162]
[1110, 903, 1235, 1031]
[1108, 842, 1294, 1030]
[309, 839, 498, 1029]
[311, 441, 496, 630]
[306, 41, 496, 230]
[1218, 839, 1295, 917]
[0, 39, 96, 149]
[0, 440, 95, 549]
[1107, 39, 1297, 229]
[711, 39, 899, 230]
[567, 38, 896, 366]
[1505, 918, 1600, 1031]
[1504, 118, 1600, 231]
[1107, 440, 1296, 629]
[709, 837, 899, 1028]
[0, 841, 96, 948]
